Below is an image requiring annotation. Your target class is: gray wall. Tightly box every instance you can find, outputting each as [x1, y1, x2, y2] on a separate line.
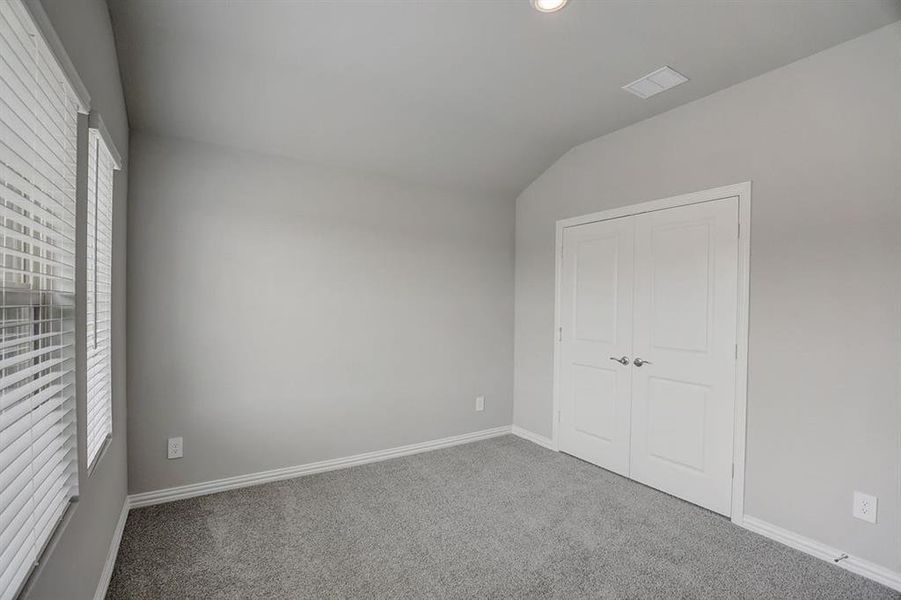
[126, 133, 514, 494]
[26, 0, 130, 599]
[514, 23, 901, 570]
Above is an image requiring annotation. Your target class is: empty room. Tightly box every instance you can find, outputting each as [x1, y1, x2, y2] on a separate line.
[1, 0, 900, 598]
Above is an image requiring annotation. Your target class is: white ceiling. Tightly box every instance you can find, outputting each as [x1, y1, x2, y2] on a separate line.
[108, 0, 901, 198]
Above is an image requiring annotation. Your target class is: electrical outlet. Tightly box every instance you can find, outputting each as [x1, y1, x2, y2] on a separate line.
[167, 437, 183, 460]
[852, 491, 877, 523]
[475, 396, 485, 412]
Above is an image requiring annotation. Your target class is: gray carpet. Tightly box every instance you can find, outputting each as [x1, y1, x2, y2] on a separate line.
[107, 436, 899, 599]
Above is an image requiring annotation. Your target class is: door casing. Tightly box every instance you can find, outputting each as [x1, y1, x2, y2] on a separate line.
[552, 182, 751, 524]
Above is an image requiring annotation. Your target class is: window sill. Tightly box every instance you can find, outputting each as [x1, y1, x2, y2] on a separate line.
[87, 433, 113, 478]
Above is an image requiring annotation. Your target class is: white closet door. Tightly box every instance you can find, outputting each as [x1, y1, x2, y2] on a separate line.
[558, 217, 634, 476]
[629, 197, 739, 515]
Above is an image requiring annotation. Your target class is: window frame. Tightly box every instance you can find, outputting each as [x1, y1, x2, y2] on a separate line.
[84, 122, 117, 473]
[1, 1, 124, 597]
[0, 1, 84, 597]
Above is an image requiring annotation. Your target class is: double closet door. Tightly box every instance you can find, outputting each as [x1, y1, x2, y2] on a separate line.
[558, 197, 738, 516]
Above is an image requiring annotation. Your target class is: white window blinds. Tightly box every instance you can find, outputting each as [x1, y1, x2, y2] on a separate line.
[85, 128, 113, 468]
[0, 1, 80, 598]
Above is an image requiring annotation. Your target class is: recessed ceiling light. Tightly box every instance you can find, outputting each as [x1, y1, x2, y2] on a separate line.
[531, 0, 568, 13]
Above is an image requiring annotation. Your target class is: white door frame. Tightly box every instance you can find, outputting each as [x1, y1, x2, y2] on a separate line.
[552, 182, 751, 524]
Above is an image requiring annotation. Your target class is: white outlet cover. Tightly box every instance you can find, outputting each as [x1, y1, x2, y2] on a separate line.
[167, 436, 183, 459]
[475, 396, 485, 412]
[852, 491, 877, 523]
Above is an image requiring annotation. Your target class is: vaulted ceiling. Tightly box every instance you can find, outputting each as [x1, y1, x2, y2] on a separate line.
[108, 0, 901, 198]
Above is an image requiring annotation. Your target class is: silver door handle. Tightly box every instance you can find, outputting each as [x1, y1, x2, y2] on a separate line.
[633, 357, 652, 367]
[609, 356, 629, 366]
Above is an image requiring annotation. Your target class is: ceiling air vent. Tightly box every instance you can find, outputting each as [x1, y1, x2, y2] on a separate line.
[622, 66, 688, 99]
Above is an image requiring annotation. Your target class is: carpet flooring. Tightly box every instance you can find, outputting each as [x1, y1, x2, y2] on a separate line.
[107, 435, 899, 599]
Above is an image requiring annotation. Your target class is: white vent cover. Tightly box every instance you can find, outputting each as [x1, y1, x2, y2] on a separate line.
[622, 66, 689, 99]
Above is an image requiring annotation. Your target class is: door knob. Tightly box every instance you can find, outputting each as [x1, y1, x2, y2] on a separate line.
[609, 356, 629, 366]
[633, 357, 652, 367]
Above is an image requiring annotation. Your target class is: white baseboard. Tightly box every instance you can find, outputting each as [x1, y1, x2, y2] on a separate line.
[511, 425, 556, 451]
[93, 498, 130, 600]
[740, 515, 901, 592]
[129, 425, 512, 508]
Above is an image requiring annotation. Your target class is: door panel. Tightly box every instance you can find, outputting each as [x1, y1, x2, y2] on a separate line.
[573, 236, 620, 343]
[646, 377, 709, 472]
[629, 197, 739, 515]
[558, 217, 634, 476]
[650, 223, 711, 352]
[572, 364, 618, 441]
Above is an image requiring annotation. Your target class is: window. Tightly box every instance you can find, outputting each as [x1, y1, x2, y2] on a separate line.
[85, 128, 114, 468]
[0, 1, 82, 598]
